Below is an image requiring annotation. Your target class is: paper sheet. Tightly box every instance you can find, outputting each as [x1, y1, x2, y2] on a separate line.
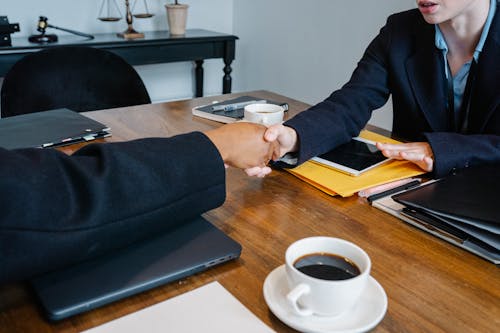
[82, 282, 275, 333]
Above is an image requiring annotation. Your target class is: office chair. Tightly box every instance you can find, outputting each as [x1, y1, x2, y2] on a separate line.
[0, 46, 151, 117]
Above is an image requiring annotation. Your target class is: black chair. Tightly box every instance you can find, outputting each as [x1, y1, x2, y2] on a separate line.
[1, 46, 151, 117]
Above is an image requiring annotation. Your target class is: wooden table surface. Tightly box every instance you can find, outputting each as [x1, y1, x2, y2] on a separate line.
[0, 90, 498, 332]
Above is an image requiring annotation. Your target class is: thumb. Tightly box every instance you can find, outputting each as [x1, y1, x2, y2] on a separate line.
[423, 156, 434, 172]
[264, 126, 279, 142]
[264, 125, 280, 142]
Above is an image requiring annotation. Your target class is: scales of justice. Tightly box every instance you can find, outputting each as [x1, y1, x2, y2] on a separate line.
[98, 0, 154, 39]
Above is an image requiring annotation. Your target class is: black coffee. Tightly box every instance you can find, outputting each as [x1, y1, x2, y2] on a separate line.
[293, 252, 360, 281]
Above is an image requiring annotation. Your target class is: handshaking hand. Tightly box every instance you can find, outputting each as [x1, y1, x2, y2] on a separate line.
[263, 124, 299, 159]
[245, 124, 299, 177]
[205, 122, 279, 176]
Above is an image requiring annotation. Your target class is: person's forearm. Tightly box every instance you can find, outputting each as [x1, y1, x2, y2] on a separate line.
[0, 132, 226, 283]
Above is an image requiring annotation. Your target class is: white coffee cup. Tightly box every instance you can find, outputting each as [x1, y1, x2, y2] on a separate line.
[243, 103, 284, 126]
[285, 237, 371, 317]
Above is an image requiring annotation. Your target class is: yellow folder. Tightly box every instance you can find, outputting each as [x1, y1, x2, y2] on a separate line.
[286, 130, 426, 197]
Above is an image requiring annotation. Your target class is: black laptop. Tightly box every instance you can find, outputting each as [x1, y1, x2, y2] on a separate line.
[30, 216, 242, 321]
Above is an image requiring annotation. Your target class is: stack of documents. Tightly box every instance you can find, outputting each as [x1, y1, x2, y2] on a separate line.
[388, 164, 500, 263]
[287, 130, 425, 197]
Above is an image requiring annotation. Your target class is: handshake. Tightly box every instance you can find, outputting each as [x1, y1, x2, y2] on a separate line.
[204, 122, 297, 177]
[205, 121, 435, 175]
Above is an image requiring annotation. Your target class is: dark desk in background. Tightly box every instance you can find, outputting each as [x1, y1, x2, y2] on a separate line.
[0, 29, 238, 97]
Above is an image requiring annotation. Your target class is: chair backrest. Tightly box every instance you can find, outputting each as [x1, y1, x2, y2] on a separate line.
[1, 46, 151, 117]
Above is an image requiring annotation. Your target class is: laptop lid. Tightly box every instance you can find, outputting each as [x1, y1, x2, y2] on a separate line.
[392, 164, 499, 226]
[30, 216, 242, 321]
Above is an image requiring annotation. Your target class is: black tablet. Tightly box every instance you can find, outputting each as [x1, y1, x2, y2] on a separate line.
[311, 137, 390, 176]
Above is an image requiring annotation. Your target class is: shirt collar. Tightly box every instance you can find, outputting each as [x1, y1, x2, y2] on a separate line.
[435, 0, 497, 60]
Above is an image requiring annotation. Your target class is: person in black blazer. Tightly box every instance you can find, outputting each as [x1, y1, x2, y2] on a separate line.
[248, 0, 499, 178]
[0, 122, 276, 283]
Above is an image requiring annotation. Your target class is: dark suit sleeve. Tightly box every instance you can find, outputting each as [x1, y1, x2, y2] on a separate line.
[0, 132, 226, 283]
[425, 132, 500, 177]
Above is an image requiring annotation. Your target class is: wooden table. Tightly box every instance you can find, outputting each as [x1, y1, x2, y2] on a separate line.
[0, 29, 238, 97]
[0, 91, 498, 332]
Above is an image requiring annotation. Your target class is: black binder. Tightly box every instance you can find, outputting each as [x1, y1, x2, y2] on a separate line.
[0, 108, 111, 150]
[392, 164, 500, 262]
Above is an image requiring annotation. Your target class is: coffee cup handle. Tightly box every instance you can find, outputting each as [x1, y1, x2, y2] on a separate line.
[286, 283, 313, 316]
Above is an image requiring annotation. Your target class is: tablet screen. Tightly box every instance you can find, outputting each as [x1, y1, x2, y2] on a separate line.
[312, 138, 389, 176]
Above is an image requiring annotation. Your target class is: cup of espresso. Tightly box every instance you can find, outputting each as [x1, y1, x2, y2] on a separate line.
[243, 103, 284, 126]
[285, 237, 371, 317]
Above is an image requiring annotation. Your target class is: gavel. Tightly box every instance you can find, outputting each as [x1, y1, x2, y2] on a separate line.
[29, 16, 94, 43]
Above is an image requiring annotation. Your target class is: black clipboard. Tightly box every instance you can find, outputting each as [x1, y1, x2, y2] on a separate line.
[0, 108, 111, 150]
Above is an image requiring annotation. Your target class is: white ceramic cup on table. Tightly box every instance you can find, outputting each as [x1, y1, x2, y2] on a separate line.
[285, 237, 371, 317]
[243, 103, 284, 126]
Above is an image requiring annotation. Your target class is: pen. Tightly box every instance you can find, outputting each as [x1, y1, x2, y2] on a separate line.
[367, 179, 422, 204]
[211, 99, 267, 111]
[359, 178, 419, 197]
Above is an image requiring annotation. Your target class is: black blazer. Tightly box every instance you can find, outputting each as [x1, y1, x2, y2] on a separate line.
[286, 5, 499, 177]
[0, 132, 226, 283]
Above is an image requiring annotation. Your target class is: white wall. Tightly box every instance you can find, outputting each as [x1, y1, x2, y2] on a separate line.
[2, 0, 233, 102]
[232, 0, 415, 130]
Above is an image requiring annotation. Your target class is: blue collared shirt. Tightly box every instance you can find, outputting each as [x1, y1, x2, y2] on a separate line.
[435, 0, 496, 114]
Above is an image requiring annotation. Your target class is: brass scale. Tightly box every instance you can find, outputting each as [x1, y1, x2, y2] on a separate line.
[99, 0, 154, 39]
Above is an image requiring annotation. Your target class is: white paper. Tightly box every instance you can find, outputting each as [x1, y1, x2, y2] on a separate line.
[81, 281, 275, 333]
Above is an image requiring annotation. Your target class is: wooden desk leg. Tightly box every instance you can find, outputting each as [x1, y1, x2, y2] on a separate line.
[195, 60, 204, 97]
[223, 40, 235, 94]
[223, 58, 233, 94]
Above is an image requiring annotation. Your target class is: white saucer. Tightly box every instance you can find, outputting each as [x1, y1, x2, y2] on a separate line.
[263, 265, 387, 333]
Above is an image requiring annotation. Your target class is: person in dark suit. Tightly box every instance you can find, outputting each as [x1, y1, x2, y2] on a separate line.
[0, 122, 276, 283]
[248, 0, 499, 178]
